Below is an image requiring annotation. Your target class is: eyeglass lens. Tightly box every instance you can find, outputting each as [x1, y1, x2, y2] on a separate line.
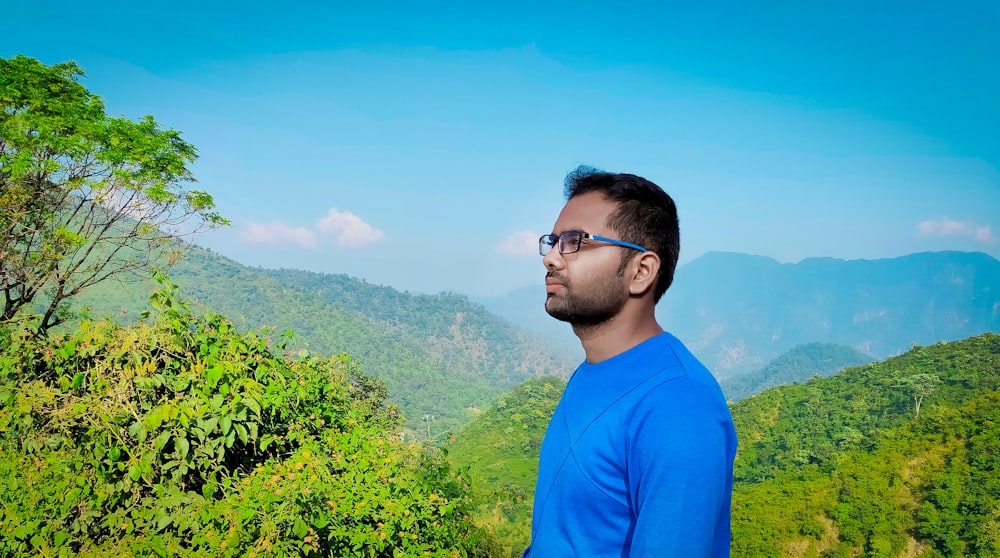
[539, 231, 586, 255]
[558, 231, 582, 254]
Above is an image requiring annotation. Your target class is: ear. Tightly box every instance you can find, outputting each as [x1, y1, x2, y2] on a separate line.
[628, 251, 660, 297]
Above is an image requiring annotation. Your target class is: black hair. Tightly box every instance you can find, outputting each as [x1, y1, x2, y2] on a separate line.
[564, 165, 680, 302]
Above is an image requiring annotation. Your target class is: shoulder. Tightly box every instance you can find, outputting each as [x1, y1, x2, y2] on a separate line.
[626, 374, 736, 467]
[634, 333, 727, 402]
[626, 335, 734, 435]
[633, 371, 731, 426]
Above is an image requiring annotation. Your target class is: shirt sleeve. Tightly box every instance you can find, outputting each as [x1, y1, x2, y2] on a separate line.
[626, 377, 735, 557]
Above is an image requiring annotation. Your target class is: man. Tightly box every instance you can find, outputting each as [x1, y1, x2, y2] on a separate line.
[524, 166, 737, 557]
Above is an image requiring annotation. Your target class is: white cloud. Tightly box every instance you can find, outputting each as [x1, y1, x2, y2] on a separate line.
[497, 230, 539, 256]
[237, 207, 384, 250]
[316, 208, 385, 248]
[917, 217, 994, 243]
[976, 225, 993, 242]
[239, 221, 318, 249]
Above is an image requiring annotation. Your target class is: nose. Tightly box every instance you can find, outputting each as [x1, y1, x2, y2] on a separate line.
[542, 246, 564, 270]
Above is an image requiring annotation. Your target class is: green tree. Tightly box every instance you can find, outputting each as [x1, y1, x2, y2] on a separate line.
[896, 373, 941, 418]
[0, 55, 227, 333]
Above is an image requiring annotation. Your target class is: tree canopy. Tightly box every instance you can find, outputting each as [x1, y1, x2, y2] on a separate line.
[0, 55, 227, 332]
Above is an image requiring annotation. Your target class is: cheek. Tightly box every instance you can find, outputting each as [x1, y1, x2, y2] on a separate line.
[559, 250, 624, 290]
[574, 264, 625, 296]
[581, 254, 625, 282]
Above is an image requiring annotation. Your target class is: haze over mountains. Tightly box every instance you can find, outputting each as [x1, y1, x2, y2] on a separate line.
[480, 251, 1000, 378]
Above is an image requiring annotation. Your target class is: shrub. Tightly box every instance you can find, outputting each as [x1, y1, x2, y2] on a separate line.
[0, 275, 501, 557]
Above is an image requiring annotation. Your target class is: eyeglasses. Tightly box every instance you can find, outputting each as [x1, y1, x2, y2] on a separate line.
[539, 231, 648, 256]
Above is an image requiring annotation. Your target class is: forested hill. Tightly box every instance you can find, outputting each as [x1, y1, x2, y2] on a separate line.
[447, 333, 1000, 556]
[730, 332, 1000, 556]
[258, 267, 567, 377]
[719, 342, 872, 402]
[71, 244, 577, 433]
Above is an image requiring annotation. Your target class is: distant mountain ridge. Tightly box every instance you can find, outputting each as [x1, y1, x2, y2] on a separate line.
[662, 250, 1000, 376]
[480, 251, 1000, 378]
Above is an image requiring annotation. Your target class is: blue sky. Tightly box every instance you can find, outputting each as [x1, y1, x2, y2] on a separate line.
[5, 1, 998, 296]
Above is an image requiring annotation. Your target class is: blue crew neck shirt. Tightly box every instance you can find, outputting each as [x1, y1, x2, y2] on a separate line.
[524, 332, 737, 557]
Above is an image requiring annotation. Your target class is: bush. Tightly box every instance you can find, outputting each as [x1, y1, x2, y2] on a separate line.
[0, 276, 502, 557]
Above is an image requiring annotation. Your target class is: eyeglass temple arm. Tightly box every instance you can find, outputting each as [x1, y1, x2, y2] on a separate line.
[589, 234, 648, 253]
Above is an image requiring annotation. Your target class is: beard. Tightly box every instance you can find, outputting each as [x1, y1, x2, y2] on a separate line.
[545, 270, 629, 326]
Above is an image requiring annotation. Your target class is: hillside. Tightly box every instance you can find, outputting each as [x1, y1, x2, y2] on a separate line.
[730, 332, 1000, 556]
[719, 342, 872, 402]
[69, 243, 577, 433]
[482, 251, 1000, 378]
[446, 377, 565, 556]
[448, 333, 1000, 557]
[257, 268, 574, 390]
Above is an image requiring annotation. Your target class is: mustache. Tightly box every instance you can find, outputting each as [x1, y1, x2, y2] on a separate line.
[546, 271, 568, 283]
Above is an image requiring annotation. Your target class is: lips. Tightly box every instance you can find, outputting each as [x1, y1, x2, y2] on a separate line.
[545, 273, 566, 294]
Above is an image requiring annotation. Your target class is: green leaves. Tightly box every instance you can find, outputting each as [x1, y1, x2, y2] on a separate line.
[175, 437, 190, 461]
[0, 282, 502, 556]
[128, 421, 148, 445]
[153, 431, 171, 453]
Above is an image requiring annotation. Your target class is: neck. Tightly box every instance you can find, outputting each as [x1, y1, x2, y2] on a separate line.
[573, 303, 662, 364]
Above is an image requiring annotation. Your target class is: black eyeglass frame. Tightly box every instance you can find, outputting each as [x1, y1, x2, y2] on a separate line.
[538, 231, 648, 256]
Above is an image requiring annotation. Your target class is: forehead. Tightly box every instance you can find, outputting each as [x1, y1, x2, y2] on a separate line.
[552, 191, 617, 233]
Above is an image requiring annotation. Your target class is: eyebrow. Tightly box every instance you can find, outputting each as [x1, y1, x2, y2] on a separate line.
[553, 228, 585, 236]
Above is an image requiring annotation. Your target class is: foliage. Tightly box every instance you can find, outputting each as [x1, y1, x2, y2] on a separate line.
[914, 390, 1000, 556]
[238, 268, 575, 423]
[0, 275, 502, 556]
[0, 55, 227, 333]
[896, 372, 941, 418]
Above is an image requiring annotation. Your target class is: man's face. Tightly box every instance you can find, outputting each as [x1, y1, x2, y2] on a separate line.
[543, 191, 630, 325]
